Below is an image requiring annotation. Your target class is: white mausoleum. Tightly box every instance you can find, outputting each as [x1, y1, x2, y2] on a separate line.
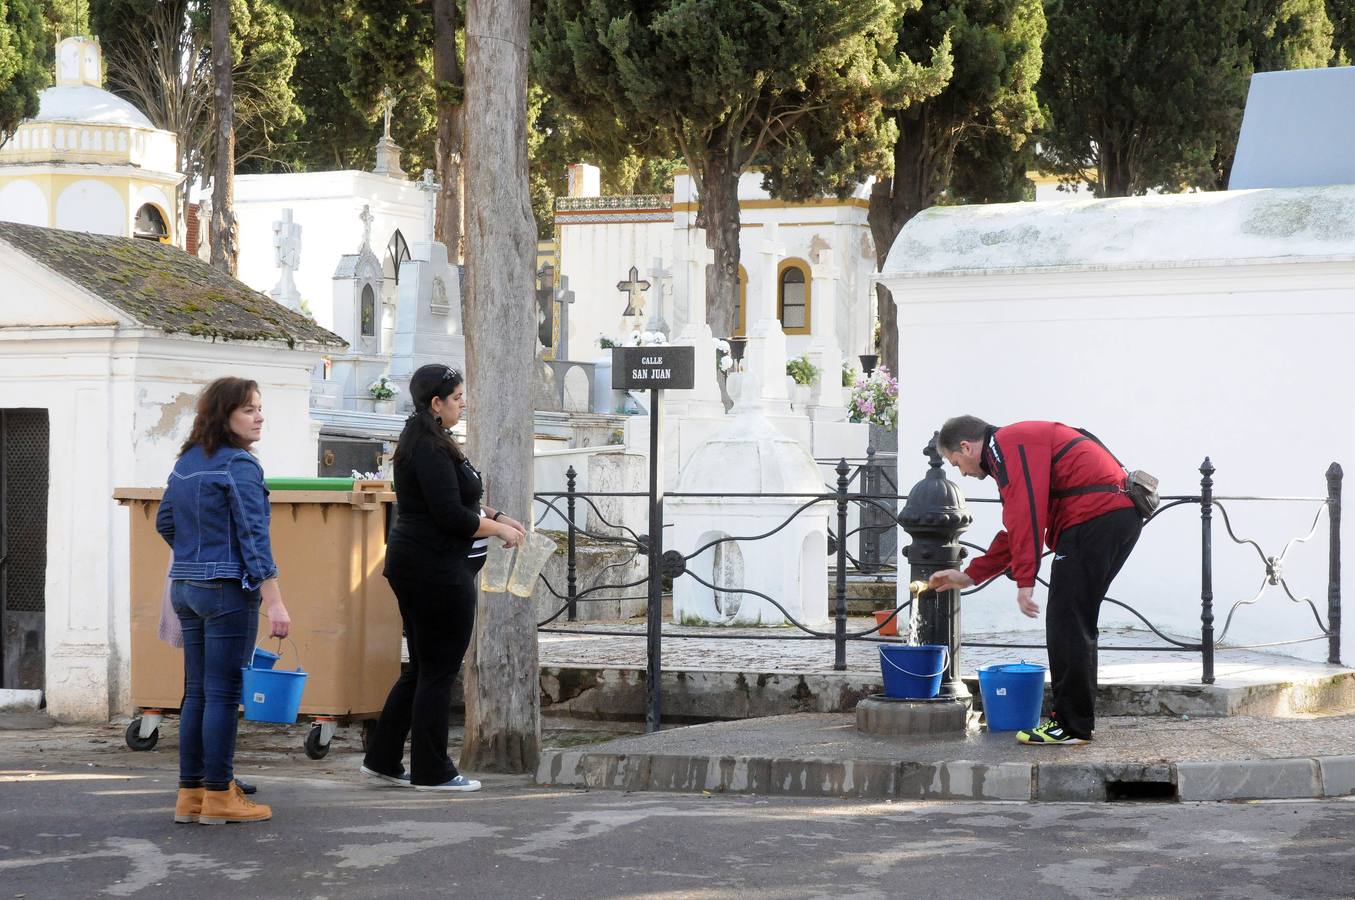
[0, 37, 180, 244]
[0, 223, 343, 720]
[880, 185, 1355, 664]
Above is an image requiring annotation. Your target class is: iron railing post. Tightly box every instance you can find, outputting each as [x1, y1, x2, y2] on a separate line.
[1327, 462, 1342, 666]
[834, 458, 850, 671]
[1200, 457, 1215, 685]
[861, 447, 879, 573]
[566, 465, 578, 623]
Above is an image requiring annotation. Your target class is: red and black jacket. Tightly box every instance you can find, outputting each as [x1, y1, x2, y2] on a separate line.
[964, 421, 1135, 589]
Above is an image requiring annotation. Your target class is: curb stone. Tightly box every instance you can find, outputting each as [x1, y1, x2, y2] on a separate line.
[537, 748, 1347, 803]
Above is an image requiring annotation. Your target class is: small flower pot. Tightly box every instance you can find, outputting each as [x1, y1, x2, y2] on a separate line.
[873, 609, 899, 637]
[373, 399, 396, 415]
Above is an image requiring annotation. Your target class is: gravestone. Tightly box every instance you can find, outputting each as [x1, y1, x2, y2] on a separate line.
[269, 208, 302, 312]
[389, 238, 466, 411]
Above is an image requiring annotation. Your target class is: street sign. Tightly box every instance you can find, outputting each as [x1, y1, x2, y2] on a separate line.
[611, 346, 695, 391]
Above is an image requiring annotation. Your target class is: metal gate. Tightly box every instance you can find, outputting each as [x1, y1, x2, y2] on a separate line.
[1, 409, 48, 691]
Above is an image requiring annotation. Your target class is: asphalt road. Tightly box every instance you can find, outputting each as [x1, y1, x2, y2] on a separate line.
[3, 756, 1355, 899]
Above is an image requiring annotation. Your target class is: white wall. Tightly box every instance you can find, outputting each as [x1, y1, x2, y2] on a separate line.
[885, 261, 1355, 665]
[0, 320, 324, 722]
[232, 171, 426, 334]
[557, 218, 672, 358]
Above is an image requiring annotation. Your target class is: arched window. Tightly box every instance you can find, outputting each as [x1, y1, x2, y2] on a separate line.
[384, 230, 410, 285]
[360, 284, 376, 337]
[777, 260, 811, 335]
[733, 265, 748, 337]
[133, 203, 169, 243]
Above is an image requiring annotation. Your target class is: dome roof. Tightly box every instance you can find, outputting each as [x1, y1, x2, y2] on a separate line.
[677, 410, 824, 495]
[34, 85, 155, 129]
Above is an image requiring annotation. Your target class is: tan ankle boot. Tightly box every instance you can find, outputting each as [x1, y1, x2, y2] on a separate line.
[174, 787, 205, 824]
[198, 782, 272, 825]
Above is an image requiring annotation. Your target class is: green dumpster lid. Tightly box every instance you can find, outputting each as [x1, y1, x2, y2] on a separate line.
[265, 477, 355, 492]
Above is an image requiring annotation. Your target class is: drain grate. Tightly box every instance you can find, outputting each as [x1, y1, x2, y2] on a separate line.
[1106, 779, 1177, 802]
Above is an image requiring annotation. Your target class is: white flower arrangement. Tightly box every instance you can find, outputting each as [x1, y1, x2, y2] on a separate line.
[712, 338, 734, 372]
[620, 330, 669, 347]
[368, 375, 400, 401]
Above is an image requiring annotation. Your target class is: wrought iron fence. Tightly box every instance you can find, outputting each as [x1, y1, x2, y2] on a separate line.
[531, 457, 1343, 690]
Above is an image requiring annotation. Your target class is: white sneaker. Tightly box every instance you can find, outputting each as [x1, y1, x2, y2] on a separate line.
[360, 764, 413, 787]
[413, 774, 481, 792]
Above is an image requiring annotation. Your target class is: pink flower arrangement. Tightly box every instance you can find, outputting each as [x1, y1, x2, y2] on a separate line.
[848, 365, 898, 429]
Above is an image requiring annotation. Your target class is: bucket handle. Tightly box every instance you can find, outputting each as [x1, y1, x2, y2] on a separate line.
[879, 645, 950, 679]
[250, 636, 303, 671]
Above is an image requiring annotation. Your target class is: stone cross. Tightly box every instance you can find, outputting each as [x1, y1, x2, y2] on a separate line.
[359, 204, 374, 250]
[646, 256, 671, 336]
[270, 208, 302, 311]
[416, 168, 441, 243]
[554, 275, 576, 360]
[617, 265, 651, 317]
[380, 87, 396, 140]
[754, 221, 787, 324]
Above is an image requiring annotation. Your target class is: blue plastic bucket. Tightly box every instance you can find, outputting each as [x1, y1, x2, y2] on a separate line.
[241, 666, 307, 723]
[250, 647, 280, 670]
[879, 644, 948, 699]
[978, 662, 1047, 731]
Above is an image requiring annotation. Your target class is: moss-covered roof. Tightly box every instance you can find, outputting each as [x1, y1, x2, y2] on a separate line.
[0, 222, 346, 348]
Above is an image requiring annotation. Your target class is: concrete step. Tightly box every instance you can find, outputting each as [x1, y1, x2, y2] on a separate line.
[534, 712, 1355, 802]
[539, 664, 1355, 722]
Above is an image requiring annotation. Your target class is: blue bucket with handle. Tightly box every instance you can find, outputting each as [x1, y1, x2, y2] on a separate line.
[978, 662, 1047, 731]
[240, 640, 307, 723]
[878, 644, 949, 699]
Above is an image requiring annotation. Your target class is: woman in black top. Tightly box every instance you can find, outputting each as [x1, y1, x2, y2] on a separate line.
[361, 364, 525, 791]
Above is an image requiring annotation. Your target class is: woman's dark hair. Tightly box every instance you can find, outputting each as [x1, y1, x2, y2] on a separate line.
[181, 377, 261, 456]
[393, 363, 465, 466]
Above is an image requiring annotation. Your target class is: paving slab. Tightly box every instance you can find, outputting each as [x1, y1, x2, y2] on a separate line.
[536, 711, 1355, 803]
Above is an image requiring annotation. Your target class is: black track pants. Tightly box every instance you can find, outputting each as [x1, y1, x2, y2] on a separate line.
[1046, 507, 1142, 739]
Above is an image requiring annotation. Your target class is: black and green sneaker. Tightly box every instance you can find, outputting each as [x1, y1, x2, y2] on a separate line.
[1016, 718, 1088, 745]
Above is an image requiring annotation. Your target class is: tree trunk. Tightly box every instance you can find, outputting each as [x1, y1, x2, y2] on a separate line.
[1098, 143, 1132, 197]
[699, 153, 742, 340]
[459, 0, 540, 776]
[433, 0, 464, 262]
[209, 0, 236, 275]
[867, 114, 934, 378]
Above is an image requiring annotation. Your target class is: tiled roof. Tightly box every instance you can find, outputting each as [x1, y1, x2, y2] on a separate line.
[0, 222, 345, 348]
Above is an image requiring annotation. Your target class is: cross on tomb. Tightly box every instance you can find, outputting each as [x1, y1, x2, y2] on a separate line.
[416, 168, 441, 243]
[617, 265, 650, 317]
[380, 86, 396, 140]
[359, 204, 374, 250]
[555, 275, 576, 360]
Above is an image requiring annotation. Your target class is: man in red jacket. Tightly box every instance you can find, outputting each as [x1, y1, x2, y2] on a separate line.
[928, 415, 1142, 745]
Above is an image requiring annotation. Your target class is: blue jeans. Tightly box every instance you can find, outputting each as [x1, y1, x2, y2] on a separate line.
[173, 579, 260, 789]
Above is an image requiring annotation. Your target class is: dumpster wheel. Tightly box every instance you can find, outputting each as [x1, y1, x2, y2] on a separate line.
[304, 724, 331, 760]
[125, 718, 159, 751]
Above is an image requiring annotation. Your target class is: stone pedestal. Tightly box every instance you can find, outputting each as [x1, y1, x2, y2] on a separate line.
[855, 695, 970, 736]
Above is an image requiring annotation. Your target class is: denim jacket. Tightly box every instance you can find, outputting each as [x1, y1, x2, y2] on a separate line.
[155, 444, 278, 590]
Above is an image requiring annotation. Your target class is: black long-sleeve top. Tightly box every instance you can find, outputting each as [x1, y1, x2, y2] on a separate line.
[383, 434, 484, 584]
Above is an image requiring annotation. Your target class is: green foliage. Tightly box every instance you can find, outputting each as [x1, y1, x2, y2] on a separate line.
[841, 361, 857, 388]
[44, 0, 90, 40]
[786, 354, 819, 385]
[91, 0, 301, 178]
[533, 0, 929, 331]
[865, 0, 1043, 234]
[1038, 0, 1251, 196]
[0, 0, 48, 146]
[1249, 0, 1333, 72]
[1332, 0, 1355, 62]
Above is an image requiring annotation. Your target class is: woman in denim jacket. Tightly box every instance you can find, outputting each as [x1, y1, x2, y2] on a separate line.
[155, 377, 291, 825]
[361, 364, 525, 791]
